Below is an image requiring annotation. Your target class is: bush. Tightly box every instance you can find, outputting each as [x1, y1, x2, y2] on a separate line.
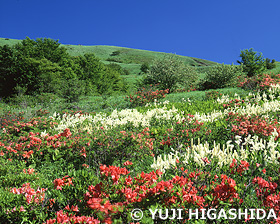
[238, 73, 280, 92]
[14, 37, 69, 64]
[141, 54, 198, 92]
[199, 64, 245, 90]
[106, 58, 123, 63]
[0, 38, 128, 99]
[125, 85, 169, 107]
[140, 62, 150, 74]
[237, 48, 266, 77]
[56, 78, 86, 103]
[0, 45, 17, 97]
[106, 63, 130, 76]
[0, 38, 71, 97]
[205, 90, 223, 101]
[62, 53, 127, 95]
[110, 50, 121, 56]
[265, 58, 277, 70]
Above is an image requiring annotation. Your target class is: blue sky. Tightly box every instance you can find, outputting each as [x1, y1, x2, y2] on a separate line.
[1, 0, 279, 64]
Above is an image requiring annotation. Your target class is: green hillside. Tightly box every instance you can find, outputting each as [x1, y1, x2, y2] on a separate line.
[0, 37, 218, 75]
[1, 37, 280, 89]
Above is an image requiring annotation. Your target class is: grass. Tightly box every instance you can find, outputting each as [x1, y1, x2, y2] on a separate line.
[0, 37, 218, 79]
[0, 87, 250, 117]
[264, 62, 280, 74]
[0, 37, 222, 88]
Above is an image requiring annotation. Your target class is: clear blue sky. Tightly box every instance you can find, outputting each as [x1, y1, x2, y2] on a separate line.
[1, 0, 279, 64]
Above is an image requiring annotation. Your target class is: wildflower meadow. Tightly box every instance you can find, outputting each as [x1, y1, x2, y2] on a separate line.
[2, 74, 280, 223]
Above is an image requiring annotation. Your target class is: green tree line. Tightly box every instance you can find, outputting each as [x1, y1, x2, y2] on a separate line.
[0, 37, 128, 102]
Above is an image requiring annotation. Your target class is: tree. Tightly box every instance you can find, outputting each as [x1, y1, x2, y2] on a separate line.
[141, 54, 198, 92]
[265, 58, 276, 70]
[0, 45, 17, 97]
[14, 37, 69, 64]
[0, 37, 128, 98]
[199, 64, 244, 90]
[74, 53, 127, 95]
[237, 48, 265, 77]
[0, 37, 72, 97]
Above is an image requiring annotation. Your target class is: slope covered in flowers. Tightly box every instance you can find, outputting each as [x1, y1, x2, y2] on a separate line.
[2, 78, 280, 223]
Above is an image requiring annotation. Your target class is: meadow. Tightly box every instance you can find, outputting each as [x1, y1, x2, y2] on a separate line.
[2, 38, 280, 223]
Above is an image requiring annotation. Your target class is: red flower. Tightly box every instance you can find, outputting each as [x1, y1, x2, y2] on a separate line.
[123, 161, 133, 166]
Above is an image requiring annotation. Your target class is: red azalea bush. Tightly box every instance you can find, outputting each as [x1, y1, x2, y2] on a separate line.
[238, 73, 280, 91]
[42, 160, 280, 223]
[173, 85, 197, 93]
[0, 111, 25, 129]
[227, 113, 280, 140]
[222, 98, 246, 109]
[125, 85, 169, 107]
[205, 90, 223, 101]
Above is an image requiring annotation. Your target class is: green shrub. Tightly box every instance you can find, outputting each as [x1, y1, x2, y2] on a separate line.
[140, 62, 150, 74]
[205, 90, 223, 101]
[106, 58, 123, 63]
[64, 53, 127, 95]
[0, 38, 127, 99]
[14, 37, 69, 64]
[141, 54, 198, 92]
[110, 50, 121, 56]
[265, 58, 277, 70]
[106, 63, 130, 76]
[199, 64, 244, 90]
[56, 78, 86, 103]
[237, 48, 266, 77]
[0, 38, 71, 97]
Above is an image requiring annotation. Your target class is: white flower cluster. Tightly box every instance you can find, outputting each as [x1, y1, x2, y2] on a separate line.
[145, 99, 170, 107]
[181, 98, 192, 105]
[216, 94, 231, 104]
[268, 83, 280, 95]
[192, 89, 280, 123]
[151, 134, 280, 173]
[50, 85, 280, 133]
[151, 150, 179, 173]
[51, 106, 185, 133]
[228, 98, 280, 117]
[50, 112, 94, 133]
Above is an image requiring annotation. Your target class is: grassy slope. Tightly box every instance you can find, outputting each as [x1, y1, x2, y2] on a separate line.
[1, 37, 280, 88]
[0, 37, 218, 73]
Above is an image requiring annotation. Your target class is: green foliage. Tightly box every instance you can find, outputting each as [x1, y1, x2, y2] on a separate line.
[105, 57, 123, 63]
[0, 37, 71, 97]
[141, 54, 198, 92]
[0, 37, 128, 99]
[205, 90, 223, 101]
[0, 37, 219, 88]
[17, 57, 63, 95]
[237, 48, 266, 77]
[14, 37, 69, 64]
[265, 58, 276, 69]
[106, 63, 130, 76]
[199, 64, 245, 90]
[0, 45, 17, 97]
[140, 62, 150, 74]
[110, 50, 121, 56]
[74, 53, 127, 95]
[56, 78, 86, 103]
